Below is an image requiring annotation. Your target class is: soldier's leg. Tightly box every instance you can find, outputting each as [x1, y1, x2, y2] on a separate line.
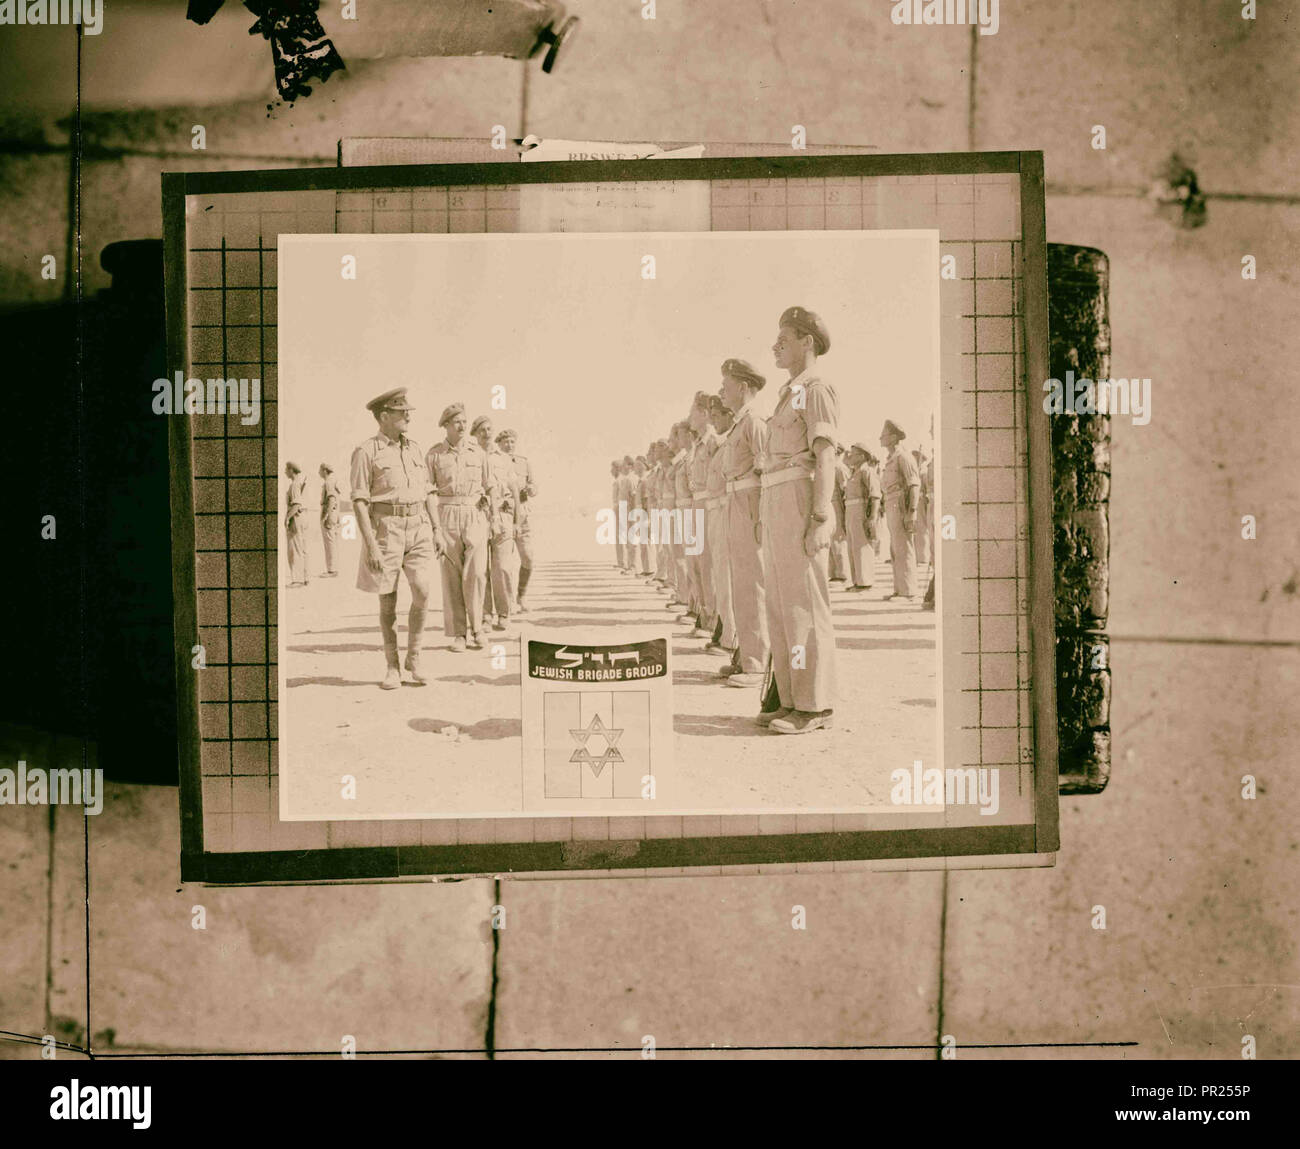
[378, 590, 400, 689]
[490, 535, 516, 628]
[845, 513, 864, 586]
[463, 509, 490, 642]
[773, 480, 835, 715]
[321, 524, 333, 574]
[402, 517, 435, 682]
[711, 508, 736, 649]
[761, 487, 794, 709]
[515, 528, 533, 608]
[727, 493, 768, 674]
[885, 500, 905, 594]
[439, 507, 468, 638]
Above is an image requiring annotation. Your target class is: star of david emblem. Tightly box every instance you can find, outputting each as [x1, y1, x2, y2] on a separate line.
[569, 713, 625, 778]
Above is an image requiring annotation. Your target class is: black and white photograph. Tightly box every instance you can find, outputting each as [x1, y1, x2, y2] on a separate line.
[277, 230, 942, 819]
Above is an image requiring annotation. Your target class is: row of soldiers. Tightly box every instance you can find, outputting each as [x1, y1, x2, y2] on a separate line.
[606, 305, 936, 734]
[284, 390, 538, 689]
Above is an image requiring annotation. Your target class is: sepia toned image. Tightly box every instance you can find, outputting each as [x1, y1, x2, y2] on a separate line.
[277, 230, 943, 819]
[2, 0, 1296, 1094]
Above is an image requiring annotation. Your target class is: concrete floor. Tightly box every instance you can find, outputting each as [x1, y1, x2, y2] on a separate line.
[1, 0, 1297, 1058]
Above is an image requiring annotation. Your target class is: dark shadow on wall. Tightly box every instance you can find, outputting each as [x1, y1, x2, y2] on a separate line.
[1, 239, 177, 784]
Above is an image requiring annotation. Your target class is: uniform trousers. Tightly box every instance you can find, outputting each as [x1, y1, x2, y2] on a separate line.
[845, 500, 874, 587]
[726, 487, 768, 673]
[707, 503, 736, 648]
[321, 518, 339, 574]
[438, 502, 488, 637]
[884, 495, 917, 596]
[760, 476, 835, 712]
[286, 516, 310, 582]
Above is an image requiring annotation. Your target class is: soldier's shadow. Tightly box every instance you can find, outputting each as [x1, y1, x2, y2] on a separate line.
[435, 673, 521, 686]
[835, 637, 935, 651]
[673, 714, 767, 737]
[286, 675, 386, 688]
[408, 716, 522, 739]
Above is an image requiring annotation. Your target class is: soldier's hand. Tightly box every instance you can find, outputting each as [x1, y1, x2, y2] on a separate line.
[804, 518, 834, 558]
[364, 546, 385, 574]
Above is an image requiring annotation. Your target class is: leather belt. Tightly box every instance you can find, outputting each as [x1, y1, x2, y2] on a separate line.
[726, 475, 760, 493]
[845, 496, 865, 505]
[760, 467, 813, 489]
[437, 495, 481, 507]
[370, 501, 423, 517]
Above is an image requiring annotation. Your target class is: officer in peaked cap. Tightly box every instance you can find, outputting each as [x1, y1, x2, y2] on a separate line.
[350, 387, 442, 689]
[880, 419, 920, 599]
[760, 307, 839, 733]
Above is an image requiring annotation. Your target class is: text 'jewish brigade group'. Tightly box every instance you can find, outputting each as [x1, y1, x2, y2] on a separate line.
[609, 306, 936, 735]
[283, 400, 537, 690]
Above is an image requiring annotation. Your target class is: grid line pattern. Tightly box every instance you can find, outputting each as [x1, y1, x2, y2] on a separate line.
[185, 174, 1035, 860]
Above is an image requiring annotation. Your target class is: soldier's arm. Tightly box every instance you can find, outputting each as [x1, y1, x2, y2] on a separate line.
[523, 458, 537, 500]
[349, 448, 385, 569]
[805, 385, 839, 518]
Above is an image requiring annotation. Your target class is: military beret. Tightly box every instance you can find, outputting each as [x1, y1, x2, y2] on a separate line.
[319, 462, 334, 473]
[285, 460, 302, 473]
[779, 306, 830, 355]
[881, 419, 906, 441]
[693, 391, 713, 409]
[470, 415, 493, 435]
[721, 358, 766, 390]
[365, 387, 414, 415]
[495, 428, 516, 443]
[850, 442, 871, 457]
[439, 402, 465, 428]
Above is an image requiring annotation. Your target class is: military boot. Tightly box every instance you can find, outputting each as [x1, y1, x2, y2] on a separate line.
[404, 607, 428, 685]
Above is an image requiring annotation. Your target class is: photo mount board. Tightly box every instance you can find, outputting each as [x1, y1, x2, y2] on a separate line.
[163, 150, 1058, 884]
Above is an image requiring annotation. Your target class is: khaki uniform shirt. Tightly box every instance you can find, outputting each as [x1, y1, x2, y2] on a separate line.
[764, 368, 840, 474]
[349, 432, 432, 505]
[427, 438, 493, 503]
[721, 400, 768, 481]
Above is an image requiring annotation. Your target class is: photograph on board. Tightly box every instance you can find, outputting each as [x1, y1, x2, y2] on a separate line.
[276, 230, 943, 820]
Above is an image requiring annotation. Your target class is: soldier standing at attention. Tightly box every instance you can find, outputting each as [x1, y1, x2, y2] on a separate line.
[349, 389, 443, 689]
[633, 454, 653, 577]
[686, 393, 718, 639]
[913, 447, 932, 569]
[704, 395, 737, 658]
[611, 460, 626, 571]
[284, 461, 311, 588]
[497, 428, 537, 613]
[760, 307, 839, 734]
[649, 441, 671, 590]
[472, 415, 517, 633]
[618, 455, 638, 575]
[318, 462, 341, 577]
[719, 358, 769, 687]
[880, 419, 921, 600]
[668, 422, 693, 611]
[427, 403, 495, 652]
[843, 444, 882, 592]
